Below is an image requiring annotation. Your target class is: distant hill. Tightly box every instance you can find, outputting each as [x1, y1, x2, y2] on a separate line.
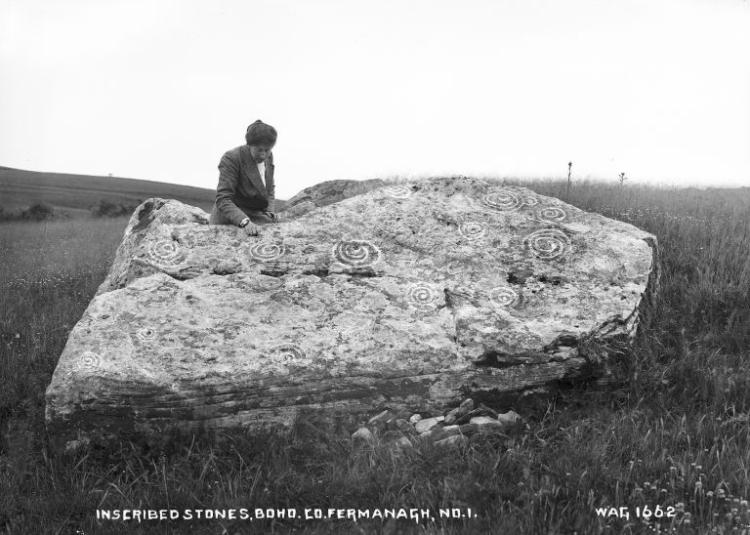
[0, 166, 217, 217]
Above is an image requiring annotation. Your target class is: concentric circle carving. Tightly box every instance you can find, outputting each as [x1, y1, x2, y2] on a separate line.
[458, 220, 487, 241]
[269, 344, 306, 362]
[524, 229, 571, 260]
[406, 282, 442, 310]
[382, 185, 412, 199]
[147, 240, 185, 266]
[488, 286, 520, 308]
[482, 190, 523, 211]
[250, 242, 285, 262]
[332, 240, 382, 267]
[135, 327, 158, 343]
[537, 206, 567, 223]
[80, 350, 101, 369]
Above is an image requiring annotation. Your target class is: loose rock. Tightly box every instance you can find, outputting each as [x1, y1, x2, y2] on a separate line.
[458, 423, 480, 436]
[352, 427, 375, 443]
[444, 398, 475, 425]
[394, 418, 417, 437]
[468, 416, 508, 434]
[415, 416, 444, 434]
[497, 410, 522, 427]
[426, 424, 461, 442]
[393, 436, 414, 450]
[477, 403, 499, 419]
[368, 410, 391, 426]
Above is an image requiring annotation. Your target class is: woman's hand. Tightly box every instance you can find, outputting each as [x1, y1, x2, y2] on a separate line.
[242, 222, 260, 236]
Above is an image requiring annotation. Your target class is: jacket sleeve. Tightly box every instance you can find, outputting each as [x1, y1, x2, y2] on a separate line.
[216, 152, 250, 226]
[265, 153, 276, 213]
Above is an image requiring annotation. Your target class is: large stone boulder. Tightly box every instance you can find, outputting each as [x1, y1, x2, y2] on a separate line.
[45, 176, 658, 447]
[281, 178, 386, 217]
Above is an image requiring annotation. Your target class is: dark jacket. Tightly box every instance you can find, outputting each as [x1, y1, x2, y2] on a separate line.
[209, 144, 275, 226]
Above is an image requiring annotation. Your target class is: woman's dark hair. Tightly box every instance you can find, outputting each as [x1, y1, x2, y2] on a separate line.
[245, 119, 277, 146]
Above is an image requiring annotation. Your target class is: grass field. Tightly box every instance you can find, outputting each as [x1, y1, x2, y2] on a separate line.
[1, 178, 750, 534]
[0, 166, 216, 216]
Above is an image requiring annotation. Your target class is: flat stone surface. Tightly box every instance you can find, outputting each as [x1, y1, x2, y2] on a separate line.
[45, 176, 657, 446]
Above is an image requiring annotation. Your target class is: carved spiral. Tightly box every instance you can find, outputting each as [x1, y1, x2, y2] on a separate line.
[482, 190, 523, 211]
[523, 196, 539, 206]
[524, 229, 570, 260]
[80, 350, 101, 369]
[250, 242, 285, 262]
[147, 240, 185, 266]
[382, 185, 412, 199]
[135, 327, 158, 343]
[458, 220, 487, 241]
[406, 282, 441, 310]
[537, 206, 567, 223]
[332, 240, 382, 267]
[489, 286, 519, 308]
[269, 344, 306, 362]
[442, 259, 464, 275]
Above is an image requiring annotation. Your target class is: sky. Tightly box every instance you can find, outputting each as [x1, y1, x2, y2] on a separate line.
[1, 0, 749, 198]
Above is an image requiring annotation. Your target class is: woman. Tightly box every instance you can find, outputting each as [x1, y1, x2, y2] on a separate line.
[209, 119, 279, 236]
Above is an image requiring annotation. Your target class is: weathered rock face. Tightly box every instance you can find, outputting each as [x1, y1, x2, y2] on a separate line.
[45, 176, 658, 446]
[283, 178, 386, 213]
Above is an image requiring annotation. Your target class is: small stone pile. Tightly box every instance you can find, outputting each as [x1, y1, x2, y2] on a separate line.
[351, 399, 523, 450]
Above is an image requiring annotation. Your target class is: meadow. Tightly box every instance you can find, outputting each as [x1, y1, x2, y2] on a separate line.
[1, 178, 750, 534]
[0, 166, 215, 217]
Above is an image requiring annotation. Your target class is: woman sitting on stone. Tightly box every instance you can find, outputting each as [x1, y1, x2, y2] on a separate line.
[209, 119, 278, 236]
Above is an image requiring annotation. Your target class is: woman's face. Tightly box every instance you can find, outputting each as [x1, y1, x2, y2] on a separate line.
[249, 144, 274, 163]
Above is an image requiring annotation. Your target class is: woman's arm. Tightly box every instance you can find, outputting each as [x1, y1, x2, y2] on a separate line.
[266, 152, 276, 213]
[216, 152, 251, 226]
[263, 152, 276, 216]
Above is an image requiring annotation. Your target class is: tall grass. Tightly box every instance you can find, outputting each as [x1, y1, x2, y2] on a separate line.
[1, 180, 750, 534]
